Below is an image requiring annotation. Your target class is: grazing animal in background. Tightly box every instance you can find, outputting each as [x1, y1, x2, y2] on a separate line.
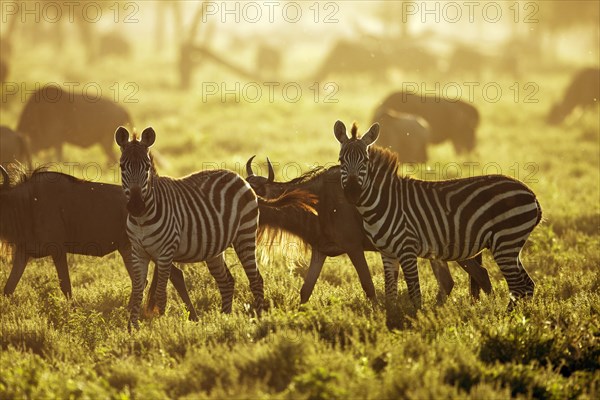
[1, 126, 32, 170]
[310, 40, 438, 82]
[245, 157, 492, 303]
[371, 110, 430, 163]
[17, 85, 131, 162]
[546, 67, 600, 125]
[373, 92, 480, 154]
[256, 43, 282, 79]
[99, 31, 132, 58]
[333, 121, 542, 324]
[115, 127, 316, 329]
[0, 165, 197, 320]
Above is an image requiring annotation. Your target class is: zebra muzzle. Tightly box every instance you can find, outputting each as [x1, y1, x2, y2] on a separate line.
[127, 187, 146, 217]
[343, 177, 362, 204]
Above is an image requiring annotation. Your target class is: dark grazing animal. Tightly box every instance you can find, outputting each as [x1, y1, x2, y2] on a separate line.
[311, 40, 438, 82]
[17, 85, 131, 162]
[99, 31, 132, 58]
[0, 165, 198, 321]
[371, 110, 430, 163]
[373, 92, 480, 154]
[115, 127, 316, 329]
[333, 121, 542, 323]
[245, 157, 492, 303]
[546, 67, 600, 125]
[1, 126, 31, 170]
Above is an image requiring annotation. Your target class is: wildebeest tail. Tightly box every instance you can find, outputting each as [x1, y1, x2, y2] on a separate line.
[256, 189, 318, 245]
[257, 189, 318, 214]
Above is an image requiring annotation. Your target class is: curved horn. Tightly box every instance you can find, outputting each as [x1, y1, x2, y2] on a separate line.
[245, 155, 256, 177]
[0, 165, 9, 189]
[267, 158, 275, 182]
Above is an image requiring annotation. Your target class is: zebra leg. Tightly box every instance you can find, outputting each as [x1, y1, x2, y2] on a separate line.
[168, 265, 199, 321]
[518, 255, 535, 297]
[206, 254, 235, 314]
[491, 242, 529, 308]
[300, 250, 327, 304]
[458, 254, 492, 300]
[155, 256, 175, 316]
[398, 252, 422, 309]
[233, 223, 264, 315]
[129, 251, 150, 331]
[382, 255, 399, 302]
[429, 260, 454, 304]
[347, 249, 377, 301]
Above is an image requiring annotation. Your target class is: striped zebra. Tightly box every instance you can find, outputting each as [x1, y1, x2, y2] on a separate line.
[115, 127, 267, 329]
[332, 120, 542, 316]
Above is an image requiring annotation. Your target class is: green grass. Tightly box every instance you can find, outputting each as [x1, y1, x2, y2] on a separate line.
[1, 37, 599, 399]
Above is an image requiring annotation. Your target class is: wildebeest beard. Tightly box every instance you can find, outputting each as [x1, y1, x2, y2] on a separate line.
[127, 187, 146, 217]
[343, 176, 362, 205]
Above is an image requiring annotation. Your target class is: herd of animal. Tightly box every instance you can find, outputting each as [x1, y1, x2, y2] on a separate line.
[0, 67, 597, 329]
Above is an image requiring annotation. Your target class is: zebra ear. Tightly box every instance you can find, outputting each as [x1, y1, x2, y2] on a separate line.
[141, 127, 156, 147]
[115, 126, 130, 147]
[334, 120, 348, 144]
[361, 123, 380, 147]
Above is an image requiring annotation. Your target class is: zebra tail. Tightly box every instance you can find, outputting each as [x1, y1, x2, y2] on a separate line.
[535, 197, 544, 226]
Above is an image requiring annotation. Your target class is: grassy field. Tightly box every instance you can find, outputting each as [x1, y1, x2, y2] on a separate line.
[1, 30, 599, 399]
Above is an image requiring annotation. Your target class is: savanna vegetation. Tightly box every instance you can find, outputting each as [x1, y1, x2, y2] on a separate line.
[1, 1, 599, 399]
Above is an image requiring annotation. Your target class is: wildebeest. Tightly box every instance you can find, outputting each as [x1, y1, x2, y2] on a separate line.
[547, 67, 600, 125]
[310, 40, 437, 82]
[245, 157, 492, 303]
[1, 126, 31, 170]
[17, 85, 132, 162]
[373, 92, 480, 154]
[0, 165, 198, 320]
[371, 110, 430, 163]
[99, 31, 132, 58]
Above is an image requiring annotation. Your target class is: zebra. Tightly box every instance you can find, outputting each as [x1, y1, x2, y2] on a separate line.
[115, 126, 268, 329]
[332, 120, 542, 319]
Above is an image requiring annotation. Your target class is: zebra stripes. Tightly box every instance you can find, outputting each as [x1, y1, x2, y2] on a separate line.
[115, 127, 263, 329]
[333, 120, 541, 313]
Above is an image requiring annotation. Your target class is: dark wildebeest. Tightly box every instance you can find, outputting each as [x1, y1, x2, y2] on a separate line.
[373, 92, 480, 154]
[0, 126, 31, 170]
[17, 85, 131, 162]
[99, 31, 132, 58]
[547, 67, 600, 125]
[311, 39, 438, 82]
[371, 110, 430, 163]
[245, 157, 492, 303]
[0, 166, 198, 320]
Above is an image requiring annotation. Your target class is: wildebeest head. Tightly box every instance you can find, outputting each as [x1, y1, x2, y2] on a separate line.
[546, 102, 568, 125]
[452, 102, 479, 153]
[115, 126, 156, 217]
[245, 155, 276, 197]
[333, 120, 379, 205]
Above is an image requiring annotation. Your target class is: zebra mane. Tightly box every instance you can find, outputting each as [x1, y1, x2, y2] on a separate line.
[148, 152, 159, 177]
[122, 136, 160, 177]
[351, 122, 358, 139]
[368, 145, 400, 177]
